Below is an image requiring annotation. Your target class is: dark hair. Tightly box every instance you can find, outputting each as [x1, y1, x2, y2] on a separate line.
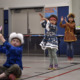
[68, 18, 76, 34]
[68, 18, 75, 23]
[48, 15, 58, 20]
[47, 15, 58, 25]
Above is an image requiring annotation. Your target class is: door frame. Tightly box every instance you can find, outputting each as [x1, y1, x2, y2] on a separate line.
[8, 6, 45, 35]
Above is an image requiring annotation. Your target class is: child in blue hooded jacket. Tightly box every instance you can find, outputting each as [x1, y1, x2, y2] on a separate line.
[0, 32, 24, 80]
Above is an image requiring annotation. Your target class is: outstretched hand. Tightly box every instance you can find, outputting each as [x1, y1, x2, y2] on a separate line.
[39, 13, 48, 22]
[61, 16, 64, 22]
[0, 26, 2, 32]
[39, 13, 43, 18]
[0, 34, 6, 43]
[65, 17, 67, 23]
[61, 16, 68, 23]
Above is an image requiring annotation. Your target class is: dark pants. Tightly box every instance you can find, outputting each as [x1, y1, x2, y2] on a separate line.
[66, 42, 74, 58]
[0, 64, 22, 79]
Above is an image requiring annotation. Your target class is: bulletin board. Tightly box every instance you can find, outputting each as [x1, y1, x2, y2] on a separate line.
[45, 7, 57, 18]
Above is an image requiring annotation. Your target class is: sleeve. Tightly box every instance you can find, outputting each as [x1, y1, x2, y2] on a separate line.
[66, 22, 75, 29]
[46, 20, 50, 31]
[0, 45, 6, 53]
[40, 20, 47, 28]
[3, 41, 12, 50]
[60, 21, 66, 28]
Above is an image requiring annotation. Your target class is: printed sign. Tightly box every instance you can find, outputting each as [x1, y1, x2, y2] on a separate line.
[45, 7, 57, 18]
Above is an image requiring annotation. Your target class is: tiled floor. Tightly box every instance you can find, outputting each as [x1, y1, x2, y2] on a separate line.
[0, 55, 80, 80]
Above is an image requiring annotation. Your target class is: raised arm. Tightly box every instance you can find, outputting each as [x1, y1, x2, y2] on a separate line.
[0, 34, 11, 49]
[64, 17, 75, 28]
[39, 13, 48, 28]
[0, 34, 7, 53]
[59, 16, 66, 28]
[39, 13, 48, 22]
[0, 34, 6, 43]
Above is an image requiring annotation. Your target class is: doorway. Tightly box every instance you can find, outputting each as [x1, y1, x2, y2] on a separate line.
[10, 7, 44, 55]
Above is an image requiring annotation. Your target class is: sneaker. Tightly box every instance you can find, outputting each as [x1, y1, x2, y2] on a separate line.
[68, 57, 73, 61]
[9, 74, 16, 80]
[48, 67, 57, 70]
[67, 57, 73, 63]
[48, 64, 54, 70]
[54, 64, 58, 70]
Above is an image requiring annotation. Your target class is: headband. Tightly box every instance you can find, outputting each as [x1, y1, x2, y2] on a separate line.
[49, 17, 57, 21]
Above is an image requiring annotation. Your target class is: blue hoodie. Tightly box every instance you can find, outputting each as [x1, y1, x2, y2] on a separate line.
[0, 41, 23, 70]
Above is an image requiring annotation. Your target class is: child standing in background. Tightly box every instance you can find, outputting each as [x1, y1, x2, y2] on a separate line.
[0, 32, 24, 80]
[39, 13, 58, 70]
[60, 13, 77, 61]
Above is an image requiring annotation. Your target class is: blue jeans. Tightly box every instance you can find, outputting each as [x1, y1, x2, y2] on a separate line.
[66, 42, 74, 58]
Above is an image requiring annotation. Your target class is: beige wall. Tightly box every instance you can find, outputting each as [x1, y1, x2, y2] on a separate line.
[0, 8, 4, 34]
[72, 0, 80, 26]
[0, 0, 70, 9]
[10, 8, 44, 34]
[0, 0, 73, 34]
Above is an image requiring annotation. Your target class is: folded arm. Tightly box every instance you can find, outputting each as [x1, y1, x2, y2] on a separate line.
[66, 22, 75, 28]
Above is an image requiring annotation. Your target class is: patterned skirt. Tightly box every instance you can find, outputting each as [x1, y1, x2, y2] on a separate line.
[40, 32, 58, 50]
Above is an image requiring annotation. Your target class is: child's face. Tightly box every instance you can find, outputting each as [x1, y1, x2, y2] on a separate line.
[68, 17, 74, 22]
[49, 19, 56, 25]
[11, 38, 21, 47]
